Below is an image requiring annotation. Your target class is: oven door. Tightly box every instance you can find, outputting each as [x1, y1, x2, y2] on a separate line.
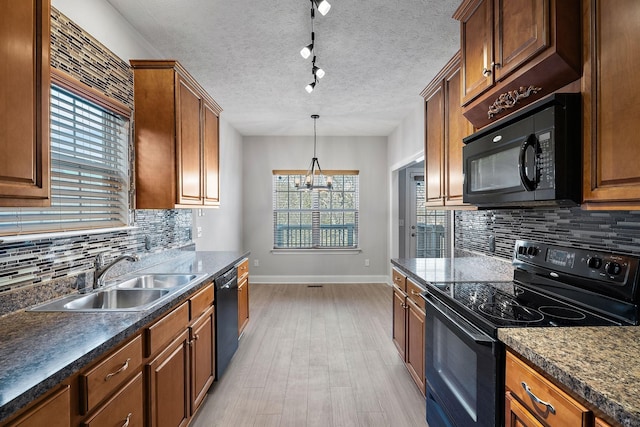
[423, 291, 501, 427]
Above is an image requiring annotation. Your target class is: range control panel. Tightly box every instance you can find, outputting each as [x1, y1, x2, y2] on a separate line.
[514, 240, 639, 286]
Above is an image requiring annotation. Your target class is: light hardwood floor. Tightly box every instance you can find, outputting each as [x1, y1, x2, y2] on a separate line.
[191, 283, 427, 427]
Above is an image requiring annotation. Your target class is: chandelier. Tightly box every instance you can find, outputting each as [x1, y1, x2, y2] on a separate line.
[295, 114, 332, 191]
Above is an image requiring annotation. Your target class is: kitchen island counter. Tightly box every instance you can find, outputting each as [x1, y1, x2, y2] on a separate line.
[499, 327, 640, 427]
[0, 250, 248, 423]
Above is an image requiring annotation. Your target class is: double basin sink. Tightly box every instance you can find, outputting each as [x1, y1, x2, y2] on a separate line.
[30, 274, 202, 312]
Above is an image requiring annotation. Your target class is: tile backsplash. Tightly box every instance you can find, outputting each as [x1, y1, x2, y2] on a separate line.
[456, 207, 640, 260]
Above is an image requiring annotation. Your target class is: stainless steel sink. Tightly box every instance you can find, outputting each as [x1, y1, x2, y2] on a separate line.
[63, 288, 170, 310]
[113, 274, 197, 289]
[28, 273, 204, 312]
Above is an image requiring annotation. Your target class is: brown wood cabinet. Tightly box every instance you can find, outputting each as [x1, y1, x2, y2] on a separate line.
[130, 60, 222, 209]
[421, 52, 474, 208]
[505, 350, 591, 427]
[391, 268, 426, 395]
[190, 305, 215, 413]
[81, 372, 144, 427]
[0, 0, 50, 207]
[582, 0, 640, 210]
[595, 417, 614, 427]
[454, 0, 581, 128]
[5, 385, 70, 427]
[237, 258, 250, 336]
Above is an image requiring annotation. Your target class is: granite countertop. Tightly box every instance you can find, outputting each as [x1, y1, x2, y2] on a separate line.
[499, 327, 640, 427]
[391, 255, 514, 284]
[0, 250, 249, 423]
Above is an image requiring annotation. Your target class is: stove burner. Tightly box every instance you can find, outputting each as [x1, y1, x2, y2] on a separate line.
[478, 303, 544, 323]
[538, 306, 587, 321]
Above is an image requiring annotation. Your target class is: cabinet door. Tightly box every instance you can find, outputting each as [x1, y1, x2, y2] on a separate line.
[594, 417, 613, 427]
[406, 300, 425, 395]
[505, 391, 545, 427]
[460, 0, 494, 105]
[0, 0, 50, 206]
[176, 76, 203, 205]
[392, 288, 407, 360]
[7, 385, 69, 427]
[583, 0, 640, 208]
[444, 62, 472, 205]
[238, 277, 249, 335]
[147, 330, 190, 427]
[191, 306, 215, 414]
[494, 0, 548, 81]
[202, 101, 220, 206]
[424, 84, 444, 206]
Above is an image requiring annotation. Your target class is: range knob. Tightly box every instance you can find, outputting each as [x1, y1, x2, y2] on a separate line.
[587, 257, 603, 269]
[604, 261, 622, 275]
[527, 246, 538, 256]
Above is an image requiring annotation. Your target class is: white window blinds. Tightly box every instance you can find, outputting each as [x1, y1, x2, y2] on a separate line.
[0, 85, 129, 235]
[273, 172, 359, 249]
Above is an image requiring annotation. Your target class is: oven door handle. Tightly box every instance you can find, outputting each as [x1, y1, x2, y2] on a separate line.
[518, 133, 539, 191]
[423, 292, 495, 347]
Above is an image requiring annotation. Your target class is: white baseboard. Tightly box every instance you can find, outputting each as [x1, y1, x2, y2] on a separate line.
[250, 275, 391, 285]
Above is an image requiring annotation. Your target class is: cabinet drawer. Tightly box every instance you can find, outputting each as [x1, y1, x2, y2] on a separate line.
[7, 385, 70, 427]
[82, 372, 144, 427]
[80, 335, 142, 413]
[146, 302, 189, 357]
[407, 279, 425, 310]
[392, 268, 407, 292]
[505, 351, 590, 426]
[236, 258, 249, 280]
[190, 283, 214, 320]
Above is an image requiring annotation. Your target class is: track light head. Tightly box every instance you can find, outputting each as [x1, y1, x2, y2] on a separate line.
[313, 65, 325, 79]
[300, 43, 313, 59]
[305, 81, 316, 93]
[313, 0, 331, 15]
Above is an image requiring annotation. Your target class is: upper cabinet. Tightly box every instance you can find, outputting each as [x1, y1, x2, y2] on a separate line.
[130, 60, 222, 209]
[421, 52, 474, 208]
[454, 0, 581, 128]
[582, 0, 640, 210]
[0, 0, 50, 207]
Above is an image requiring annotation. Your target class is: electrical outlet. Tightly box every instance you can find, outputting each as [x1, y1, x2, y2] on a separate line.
[364, 259, 370, 267]
[196, 226, 203, 238]
[253, 259, 260, 267]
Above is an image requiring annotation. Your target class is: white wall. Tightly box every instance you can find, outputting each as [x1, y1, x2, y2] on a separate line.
[243, 135, 389, 284]
[387, 98, 425, 260]
[52, 0, 161, 60]
[193, 118, 244, 251]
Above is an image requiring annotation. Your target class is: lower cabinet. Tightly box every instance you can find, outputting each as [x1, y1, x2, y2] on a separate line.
[5, 385, 70, 427]
[391, 267, 426, 395]
[147, 330, 191, 427]
[82, 373, 144, 427]
[237, 258, 250, 336]
[190, 306, 215, 413]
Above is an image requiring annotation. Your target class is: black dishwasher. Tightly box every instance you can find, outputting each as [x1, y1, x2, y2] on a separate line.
[214, 267, 238, 380]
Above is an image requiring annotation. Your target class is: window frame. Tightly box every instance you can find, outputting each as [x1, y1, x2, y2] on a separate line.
[272, 170, 360, 251]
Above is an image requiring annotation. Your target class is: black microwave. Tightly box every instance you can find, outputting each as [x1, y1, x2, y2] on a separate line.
[462, 93, 581, 207]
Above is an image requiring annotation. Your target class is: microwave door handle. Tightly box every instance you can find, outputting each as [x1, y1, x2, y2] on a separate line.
[519, 134, 538, 191]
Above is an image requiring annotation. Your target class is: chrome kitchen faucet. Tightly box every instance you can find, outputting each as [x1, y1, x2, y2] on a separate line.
[93, 253, 140, 289]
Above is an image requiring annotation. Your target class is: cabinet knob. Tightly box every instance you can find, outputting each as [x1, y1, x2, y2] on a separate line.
[491, 61, 501, 68]
[482, 67, 492, 77]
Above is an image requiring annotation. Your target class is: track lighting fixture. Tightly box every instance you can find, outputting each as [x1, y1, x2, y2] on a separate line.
[313, 0, 331, 16]
[301, 0, 330, 92]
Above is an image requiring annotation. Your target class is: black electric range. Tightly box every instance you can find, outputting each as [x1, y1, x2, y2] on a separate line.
[420, 240, 640, 427]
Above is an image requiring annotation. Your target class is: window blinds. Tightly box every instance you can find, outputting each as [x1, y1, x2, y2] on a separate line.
[0, 85, 129, 235]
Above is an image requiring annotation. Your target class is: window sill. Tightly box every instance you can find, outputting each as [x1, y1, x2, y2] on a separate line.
[271, 248, 362, 255]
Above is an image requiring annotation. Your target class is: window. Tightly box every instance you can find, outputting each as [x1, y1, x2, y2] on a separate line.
[0, 82, 130, 235]
[273, 171, 359, 249]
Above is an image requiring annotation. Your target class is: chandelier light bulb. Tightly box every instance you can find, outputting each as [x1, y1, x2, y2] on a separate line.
[313, 66, 325, 79]
[315, 0, 331, 15]
[300, 43, 313, 59]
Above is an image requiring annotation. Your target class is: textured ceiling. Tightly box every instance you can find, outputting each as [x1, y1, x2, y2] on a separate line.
[106, 0, 461, 136]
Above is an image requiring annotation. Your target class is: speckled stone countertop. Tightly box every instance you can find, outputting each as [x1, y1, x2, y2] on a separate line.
[391, 255, 514, 284]
[499, 327, 640, 427]
[0, 250, 248, 423]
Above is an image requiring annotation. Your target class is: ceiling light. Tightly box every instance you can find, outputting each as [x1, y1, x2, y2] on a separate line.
[313, 0, 331, 15]
[313, 65, 325, 79]
[300, 44, 313, 59]
[295, 115, 332, 191]
[305, 81, 316, 93]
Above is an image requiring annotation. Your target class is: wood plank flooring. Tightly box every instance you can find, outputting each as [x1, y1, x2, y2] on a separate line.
[191, 283, 427, 427]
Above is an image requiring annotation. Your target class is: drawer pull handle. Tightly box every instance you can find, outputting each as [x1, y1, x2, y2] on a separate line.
[411, 290, 422, 295]
[122, 413, 132, 427]
[521, 381, 556, 414]
[105, 358, 130, 381]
